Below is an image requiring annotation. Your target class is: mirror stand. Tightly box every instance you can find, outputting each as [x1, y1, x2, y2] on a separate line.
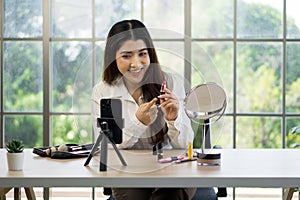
[196, 123, 221, 166]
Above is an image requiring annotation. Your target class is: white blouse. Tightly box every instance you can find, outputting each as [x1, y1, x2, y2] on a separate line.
[91, 72, 194, 149]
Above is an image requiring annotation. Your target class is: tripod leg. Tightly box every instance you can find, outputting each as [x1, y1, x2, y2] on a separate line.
[110, 142, 127, 166]
[84, 133, 103, 166]
[100, 134, 108, 171]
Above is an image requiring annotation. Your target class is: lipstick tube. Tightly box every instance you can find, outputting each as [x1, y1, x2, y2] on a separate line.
[160, 81, 166, 101]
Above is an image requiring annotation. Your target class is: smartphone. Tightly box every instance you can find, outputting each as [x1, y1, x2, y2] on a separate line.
[98, 98, 123, 144]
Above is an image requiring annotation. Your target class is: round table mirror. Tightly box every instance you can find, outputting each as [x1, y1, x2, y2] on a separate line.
[184, 82, 227, 165]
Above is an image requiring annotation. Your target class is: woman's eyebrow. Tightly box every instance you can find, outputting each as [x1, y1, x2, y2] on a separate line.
[119, 48, 147, 54]
[120, 50, 132, 54]
[138, 48, 148, 52]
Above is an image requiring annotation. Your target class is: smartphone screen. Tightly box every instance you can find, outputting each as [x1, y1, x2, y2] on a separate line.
[98, 98, 123, 144]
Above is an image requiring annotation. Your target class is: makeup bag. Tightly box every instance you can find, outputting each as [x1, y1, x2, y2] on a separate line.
[33, 143, 95, 159]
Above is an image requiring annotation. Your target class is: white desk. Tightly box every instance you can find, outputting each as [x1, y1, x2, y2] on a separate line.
[0, 148, 300, 188]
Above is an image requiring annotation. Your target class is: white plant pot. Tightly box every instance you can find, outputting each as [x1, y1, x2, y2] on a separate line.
[6, 152, 24, 171]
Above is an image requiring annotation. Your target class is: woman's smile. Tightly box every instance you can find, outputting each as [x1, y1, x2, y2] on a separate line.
[129, 66, 144, 75]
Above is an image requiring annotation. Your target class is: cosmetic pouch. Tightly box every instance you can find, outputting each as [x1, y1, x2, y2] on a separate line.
[33, 143, 95, 159]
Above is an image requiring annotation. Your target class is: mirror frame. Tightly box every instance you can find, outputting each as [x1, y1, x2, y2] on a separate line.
[184, 82, 227, 124]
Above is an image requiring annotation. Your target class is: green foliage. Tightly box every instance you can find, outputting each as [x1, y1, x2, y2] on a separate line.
[52, 42, 92, 112]
[192, 0, 233, 38]
[5, 139, 24, 153]
[5, 116, 42, 148]
[4, 0, 42, 37]
[52, 115, 92, 146]
[286, 45, 300, 84]
[286, 78, 300, 113]
[192, 122, 202, 148]
[237, 3, 282, 38]
[4, 42, 43, 112]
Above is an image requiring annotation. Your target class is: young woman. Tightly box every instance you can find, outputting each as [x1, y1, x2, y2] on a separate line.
[92, 19, 195, 200]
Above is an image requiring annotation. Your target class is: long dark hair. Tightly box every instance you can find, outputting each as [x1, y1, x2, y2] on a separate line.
[103, 19, 164, 101]
[102, 19, 167, 145]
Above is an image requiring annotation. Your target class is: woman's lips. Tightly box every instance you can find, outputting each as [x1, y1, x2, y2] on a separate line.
[129, 66, 144, 75]
[129, 66, 143, 72]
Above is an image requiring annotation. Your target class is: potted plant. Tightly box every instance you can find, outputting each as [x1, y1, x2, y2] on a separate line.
[5, 139, 25, 171]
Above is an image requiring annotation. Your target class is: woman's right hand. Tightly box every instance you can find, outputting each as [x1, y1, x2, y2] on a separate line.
[136, 98, 158, 126]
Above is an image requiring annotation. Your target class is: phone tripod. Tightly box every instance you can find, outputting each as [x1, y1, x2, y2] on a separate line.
[84, 120, 127, 171]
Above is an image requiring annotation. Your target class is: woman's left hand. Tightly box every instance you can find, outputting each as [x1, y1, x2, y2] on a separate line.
[159, 87, 179, 121]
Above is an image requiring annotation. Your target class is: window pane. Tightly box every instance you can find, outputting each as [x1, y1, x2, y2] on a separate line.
[144, 0, 184, 39]
[4, 0, 42, 38]
[4, 41, 43, 112]
[286, 43, 300, 114]
[50, 187, 93, 199]
[51, 0, 92, 38]
[192, 0, 234, 38]
[0, 43, 1, 109]
[237, 0, 283, 39]
[211, 116, 233, 148]
[4, 115, 43, 147]
[95, 41, 106, 83]
[237, 42, 282, 113]
[194, 116, 233, 149]
[286, 117, 300, 148]
[235, 188, 282, 199]
[154, 41, 184, 78]
[236, 116, 281, 148]
[73, 55, 94, 114]
[192, 42, 233, 112]
[95, 0, 141, 38]
[191, 41, 230, 117]
[286, 0, 300, 38]
[51, 42, 92, 112]
[52, 115, 92, 145]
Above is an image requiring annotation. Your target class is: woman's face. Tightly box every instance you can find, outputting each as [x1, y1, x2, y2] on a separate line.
[116, 39, 150, 85]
